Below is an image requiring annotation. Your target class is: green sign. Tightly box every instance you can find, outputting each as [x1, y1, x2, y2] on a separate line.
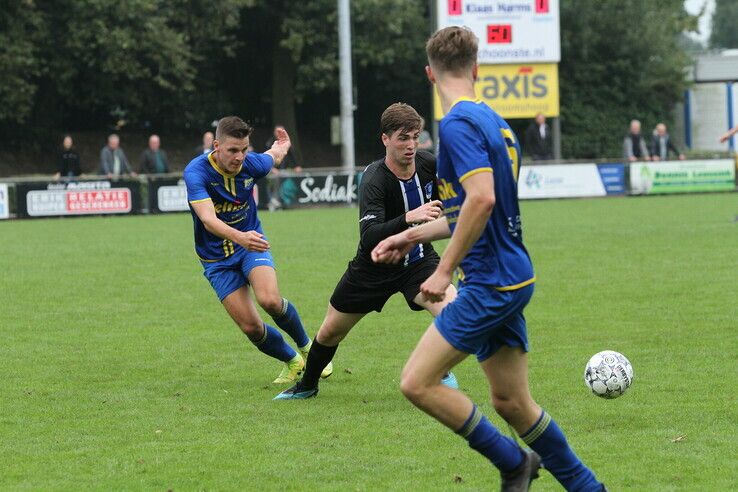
[630, 160, 736, 194]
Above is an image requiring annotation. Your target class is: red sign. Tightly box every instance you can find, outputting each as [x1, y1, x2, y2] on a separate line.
[447, 0, 462, 15]
[66, 189, 131, 214]
[535, 0, 550, 13]
[487, 24, 512, 44]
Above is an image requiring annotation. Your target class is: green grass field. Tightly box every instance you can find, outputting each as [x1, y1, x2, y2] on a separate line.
[1, 193, 736, 491]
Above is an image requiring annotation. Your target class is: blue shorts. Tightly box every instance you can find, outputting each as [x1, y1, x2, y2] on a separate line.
[435, 283, 534, 362]
[201, 247, 275, 301]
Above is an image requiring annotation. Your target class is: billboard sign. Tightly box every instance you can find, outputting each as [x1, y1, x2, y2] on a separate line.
[15, 180, 141, 218]
[437, 0, 560, 64]
[518, 164, 607, 199]
[0, 183, 8, 219]
[630, 160, 735, 194]
[434, 63, 559, 119]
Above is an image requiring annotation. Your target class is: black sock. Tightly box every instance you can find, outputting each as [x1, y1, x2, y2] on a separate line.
[300, 338, 338, 389]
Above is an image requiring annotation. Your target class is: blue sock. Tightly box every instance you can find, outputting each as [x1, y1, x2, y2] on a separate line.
[521, 411, 601, 491]
[456, 404, 524, 472]
[254, 324, 297, 362]
[271, 298, 310, 348]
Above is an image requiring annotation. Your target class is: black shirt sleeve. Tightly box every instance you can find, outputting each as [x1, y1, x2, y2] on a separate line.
[358, 164, 409, 253]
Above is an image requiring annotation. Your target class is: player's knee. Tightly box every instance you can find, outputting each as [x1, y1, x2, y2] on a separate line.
[399, 372, 426, 404]
[491, 393, 525, 423]
[239, 321, 264, 342]
[257, 293, 283, 316]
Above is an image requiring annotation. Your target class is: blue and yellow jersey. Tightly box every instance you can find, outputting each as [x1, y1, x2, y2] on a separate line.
[184, 151, 272, 261]
[437, 98, 534, 290]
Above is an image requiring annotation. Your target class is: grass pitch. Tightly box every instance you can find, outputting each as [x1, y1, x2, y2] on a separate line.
[1, 193, 736, 490]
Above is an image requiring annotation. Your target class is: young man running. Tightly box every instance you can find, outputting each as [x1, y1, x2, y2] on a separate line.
[275, 103, 457, 400]
[372, 28, 606, 491]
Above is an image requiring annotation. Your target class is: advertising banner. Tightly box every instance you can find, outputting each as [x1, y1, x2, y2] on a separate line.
[630, 160, 735, 194]
[149, 177, 188, 213]
[434, 63, 559, 119]
[15, 180, 141, 218]
[270, 172, 361, 208]
[518, 164, 606, 199]
[0, 183, 9, 219]
[437, 0, 560, 64]
[597, 163, 626, 195]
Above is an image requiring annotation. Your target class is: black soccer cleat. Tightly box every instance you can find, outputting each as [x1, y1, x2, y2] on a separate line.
[500, 449, 542, 492]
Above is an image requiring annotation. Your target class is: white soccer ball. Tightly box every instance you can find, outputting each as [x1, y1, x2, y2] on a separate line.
[584, 350, 634, 399]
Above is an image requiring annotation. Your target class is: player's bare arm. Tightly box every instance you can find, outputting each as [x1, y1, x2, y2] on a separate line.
[372, 216, 451, 264]
[421, 171, 495, 302]
[405, 199, 443, 224]
[718, 125, 738, 143]
[265, 127, 292, 166]
[190, 199, 270, 252]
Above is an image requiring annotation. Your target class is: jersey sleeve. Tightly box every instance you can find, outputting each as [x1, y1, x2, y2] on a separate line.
[243, 152, 274, 179]
[443, 118, 493, 182]
[358, 168, 408, 253]
[184, 166, 211, 203]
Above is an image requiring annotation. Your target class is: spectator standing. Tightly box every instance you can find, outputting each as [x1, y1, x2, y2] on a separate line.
[194, 131, 214, 156]
[265, 125, 302, 211]
[623, 120, 651, 162]
[524, 112, 553, 160]
[99, 134, 134, 178]
[53, 135, 82, 180]
[650, 123, 685, 161]
[139, 134, 170, 174]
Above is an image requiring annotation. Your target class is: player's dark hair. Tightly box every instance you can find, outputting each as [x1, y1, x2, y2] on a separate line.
[216, 116, 253, 141]
[426, 26, 478, 75]
[380, 103, 424, 136]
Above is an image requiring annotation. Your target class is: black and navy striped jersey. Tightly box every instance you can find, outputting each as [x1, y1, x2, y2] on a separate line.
[353, 150, 439, 269]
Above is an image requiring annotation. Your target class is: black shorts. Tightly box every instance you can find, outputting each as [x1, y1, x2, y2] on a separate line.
[329, 255, 440, 314]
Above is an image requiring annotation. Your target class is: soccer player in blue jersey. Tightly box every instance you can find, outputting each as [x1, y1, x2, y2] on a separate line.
[372, 28, 605, 491]
[184, 116, 332, 384]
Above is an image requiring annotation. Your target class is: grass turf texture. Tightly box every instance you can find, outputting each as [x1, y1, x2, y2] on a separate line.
[1, 193, 736, 490]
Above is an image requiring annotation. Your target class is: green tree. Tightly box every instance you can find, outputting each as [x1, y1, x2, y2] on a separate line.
[709, 0, 738, 49]
[559, 0, 697, 158]
[239, 0, 430, 158]
[0, 0, 251, 135]
[0, 1, 42, 125]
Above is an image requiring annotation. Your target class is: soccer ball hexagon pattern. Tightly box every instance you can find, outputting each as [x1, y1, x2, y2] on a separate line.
[584, 350, 634, 399]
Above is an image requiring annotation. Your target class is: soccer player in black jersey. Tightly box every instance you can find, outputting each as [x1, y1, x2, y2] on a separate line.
[275, 103, 458, 400]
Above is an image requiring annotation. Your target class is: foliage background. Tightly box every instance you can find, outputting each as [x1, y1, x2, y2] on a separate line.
[0, 0, 708, 168]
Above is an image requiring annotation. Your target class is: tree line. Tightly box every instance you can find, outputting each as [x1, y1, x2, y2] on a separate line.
[0, 0, 710, 162]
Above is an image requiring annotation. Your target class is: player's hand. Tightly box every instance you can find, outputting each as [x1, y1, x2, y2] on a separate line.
[270, 127, 291, 154]
[420, 269, 452, 303]
[371, 232, 414, 264]
[405, 200, 443, 225]
[238, 231, 270, 252]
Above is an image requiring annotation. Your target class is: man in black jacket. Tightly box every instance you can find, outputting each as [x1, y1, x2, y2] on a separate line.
[650, 123, 685, 161]
[524, 113, 553, 160]
[139, 134, 170, 174]
[275, 103, 458, 399]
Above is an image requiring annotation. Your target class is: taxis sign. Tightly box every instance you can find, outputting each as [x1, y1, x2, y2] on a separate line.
[434, 63, 559, 120]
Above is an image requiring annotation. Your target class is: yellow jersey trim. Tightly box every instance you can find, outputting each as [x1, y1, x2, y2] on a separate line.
[459, 167, 493, 183]
[449, 96, 482, 111]
[495, 277, 536, 292]
[189, 198, 212, 204]
[208, 151, 242, 178]
[198, 254, 223, 263]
